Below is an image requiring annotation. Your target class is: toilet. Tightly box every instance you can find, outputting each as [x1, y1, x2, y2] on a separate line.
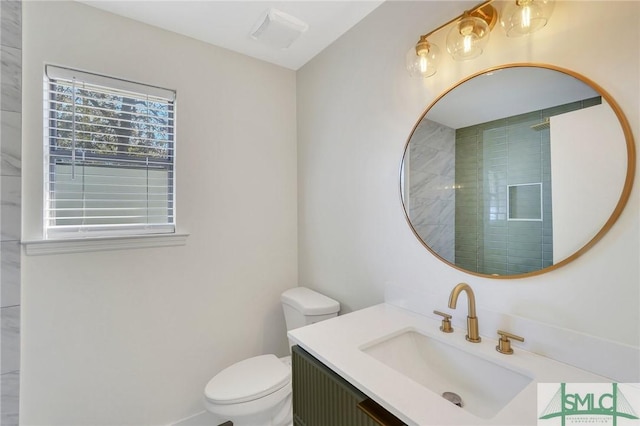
[203, 287, 340, 426]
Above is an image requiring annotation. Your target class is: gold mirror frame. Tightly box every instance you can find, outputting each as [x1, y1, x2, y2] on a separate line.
[401, 63, 636, 279]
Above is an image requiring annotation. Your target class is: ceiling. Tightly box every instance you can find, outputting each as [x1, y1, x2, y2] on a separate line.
[76, 0, 386, 70]
[428, 67, 599, 129]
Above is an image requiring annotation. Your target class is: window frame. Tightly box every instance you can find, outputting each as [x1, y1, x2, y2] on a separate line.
[42, 65, 178, 241]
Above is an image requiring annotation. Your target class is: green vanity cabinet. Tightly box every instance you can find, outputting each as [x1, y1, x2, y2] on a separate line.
[291, 345, 406, 426]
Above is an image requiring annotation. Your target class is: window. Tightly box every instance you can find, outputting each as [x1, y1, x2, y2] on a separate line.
[44, 65, 176, 239]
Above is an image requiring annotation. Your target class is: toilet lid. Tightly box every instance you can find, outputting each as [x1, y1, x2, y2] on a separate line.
[204, 354, 290, 405]
[281, 287, 340, 315]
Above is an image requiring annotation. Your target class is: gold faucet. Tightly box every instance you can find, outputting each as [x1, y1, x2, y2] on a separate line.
[448, 283, 481, 343]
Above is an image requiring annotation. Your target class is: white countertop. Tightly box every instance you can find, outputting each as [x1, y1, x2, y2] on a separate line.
[288, 303, 611, 426]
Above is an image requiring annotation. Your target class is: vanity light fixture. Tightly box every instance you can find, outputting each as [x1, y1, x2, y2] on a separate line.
[407, 0, 554, 78]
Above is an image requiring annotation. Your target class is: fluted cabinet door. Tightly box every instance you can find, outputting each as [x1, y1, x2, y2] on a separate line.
[292, 345, 405, 426]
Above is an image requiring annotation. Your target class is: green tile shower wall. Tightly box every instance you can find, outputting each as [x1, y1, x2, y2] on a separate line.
[454, 98, 600, 275]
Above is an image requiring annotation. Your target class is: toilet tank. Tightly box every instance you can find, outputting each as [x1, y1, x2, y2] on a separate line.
[281, 287, 340, 331]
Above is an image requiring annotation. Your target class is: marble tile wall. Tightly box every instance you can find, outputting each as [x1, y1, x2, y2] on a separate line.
[1, 1, 21, 425]
[407, 119, 455, 263]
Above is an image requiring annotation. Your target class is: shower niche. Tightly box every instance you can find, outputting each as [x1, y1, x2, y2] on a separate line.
[508, 183, 542, 221]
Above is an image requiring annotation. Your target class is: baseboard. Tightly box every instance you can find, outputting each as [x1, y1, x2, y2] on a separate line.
[170, 410, 225, 426]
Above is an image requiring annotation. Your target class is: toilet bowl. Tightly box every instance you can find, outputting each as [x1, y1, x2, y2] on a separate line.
[203, 287, 340, 426]
[204, 355, 292, 426]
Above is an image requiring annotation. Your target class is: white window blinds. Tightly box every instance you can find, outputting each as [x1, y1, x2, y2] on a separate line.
[44, 65, 177, 239]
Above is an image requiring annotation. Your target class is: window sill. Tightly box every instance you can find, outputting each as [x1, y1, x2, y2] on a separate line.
[22, 233, 189, 256]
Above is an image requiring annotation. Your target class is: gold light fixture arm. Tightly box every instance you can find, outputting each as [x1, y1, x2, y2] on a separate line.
[419, 0, 496, 40]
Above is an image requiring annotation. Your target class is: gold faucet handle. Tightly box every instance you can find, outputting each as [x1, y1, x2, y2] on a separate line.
[496, 330, 525, 355]
[433, 310, 453, 333]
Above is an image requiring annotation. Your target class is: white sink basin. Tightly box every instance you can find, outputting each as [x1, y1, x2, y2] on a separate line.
[361, 328, 533, 419]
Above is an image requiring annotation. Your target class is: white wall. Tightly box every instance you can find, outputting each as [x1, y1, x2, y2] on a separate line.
[297, 0, 639, 352]
[551, 103, 627, 262]
[21, 2, 297, 425]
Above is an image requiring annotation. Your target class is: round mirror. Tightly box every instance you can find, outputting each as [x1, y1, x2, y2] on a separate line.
[401, 64, 635, 278]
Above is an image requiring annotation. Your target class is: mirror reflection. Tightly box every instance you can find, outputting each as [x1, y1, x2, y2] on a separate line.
[401, 65, 633, 278]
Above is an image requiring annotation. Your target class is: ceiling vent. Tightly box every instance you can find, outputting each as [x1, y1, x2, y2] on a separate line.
[251, 8, 309, 49]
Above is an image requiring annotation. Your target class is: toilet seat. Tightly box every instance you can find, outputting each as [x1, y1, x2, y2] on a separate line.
[204, 354, 291, 405]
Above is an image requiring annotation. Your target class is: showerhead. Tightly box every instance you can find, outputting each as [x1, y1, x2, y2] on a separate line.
[530, 118, 550, 131]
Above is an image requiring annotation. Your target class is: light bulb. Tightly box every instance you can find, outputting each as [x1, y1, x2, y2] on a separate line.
[459, 20, 475, 54]
[463, 34, 473, 54]
[520, 4, 532, 30]
[419, 52, 429, 74]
